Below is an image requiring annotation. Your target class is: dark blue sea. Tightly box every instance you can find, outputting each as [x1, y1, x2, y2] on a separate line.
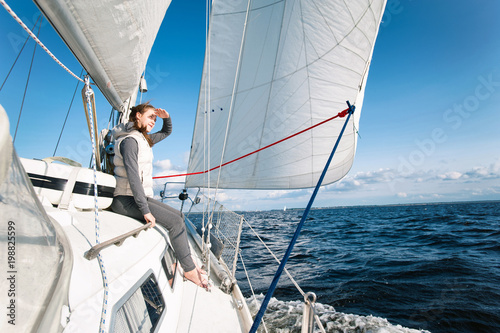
[232, 201, 500, 333]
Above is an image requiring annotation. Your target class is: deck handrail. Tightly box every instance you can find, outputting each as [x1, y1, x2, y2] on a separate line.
[84, 222, 152, 260]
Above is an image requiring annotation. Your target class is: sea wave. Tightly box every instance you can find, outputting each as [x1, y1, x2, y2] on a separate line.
[236, 201, 500, 333]
[246, 294, 431, 333]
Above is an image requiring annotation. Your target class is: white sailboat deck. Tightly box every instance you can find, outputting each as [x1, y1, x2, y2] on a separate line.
[40, 200, 251, 332]
[177, 230, 250, 332]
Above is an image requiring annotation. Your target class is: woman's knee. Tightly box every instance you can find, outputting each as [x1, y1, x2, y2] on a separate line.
[156, 215, 184, 232]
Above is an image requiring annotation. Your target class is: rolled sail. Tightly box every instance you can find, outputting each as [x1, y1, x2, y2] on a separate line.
[34, 0, 171, 112]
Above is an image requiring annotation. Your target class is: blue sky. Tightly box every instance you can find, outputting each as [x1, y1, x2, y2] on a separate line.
[1, 0, 499, 211]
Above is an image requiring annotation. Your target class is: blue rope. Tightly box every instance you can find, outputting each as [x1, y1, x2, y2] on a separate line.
[249, 101, 355, 333]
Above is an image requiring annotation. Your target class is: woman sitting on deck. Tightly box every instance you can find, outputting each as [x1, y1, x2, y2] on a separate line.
[110, 102, 208, 289]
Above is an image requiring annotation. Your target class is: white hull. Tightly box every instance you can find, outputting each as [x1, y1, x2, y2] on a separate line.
[43, 205, 252, 333]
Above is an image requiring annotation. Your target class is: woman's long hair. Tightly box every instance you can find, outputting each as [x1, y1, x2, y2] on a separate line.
[129, 102, 154, 147]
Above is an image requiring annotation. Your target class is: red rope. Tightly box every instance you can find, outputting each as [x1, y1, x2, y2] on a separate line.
[153, 107, 350, 180]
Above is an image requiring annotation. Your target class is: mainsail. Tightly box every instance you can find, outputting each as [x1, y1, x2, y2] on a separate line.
[186, 0, 387, 189]
[33, 0, 172, 112]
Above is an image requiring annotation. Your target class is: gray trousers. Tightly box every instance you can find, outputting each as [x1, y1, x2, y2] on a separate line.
[111, 195, 195, 271]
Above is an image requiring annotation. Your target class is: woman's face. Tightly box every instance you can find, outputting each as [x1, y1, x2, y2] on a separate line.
[136, 107, 157, 132]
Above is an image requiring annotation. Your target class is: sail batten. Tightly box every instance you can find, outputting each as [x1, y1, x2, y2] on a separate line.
[187, 0, 387, 189]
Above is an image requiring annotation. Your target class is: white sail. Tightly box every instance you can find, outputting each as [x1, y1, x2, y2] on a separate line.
[34, 0, 171, 112]
[186, 0, 387, 189]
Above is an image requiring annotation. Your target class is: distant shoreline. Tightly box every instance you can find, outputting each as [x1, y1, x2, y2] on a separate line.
[186, 199, 500, 214]
[254, 199, 500, 213]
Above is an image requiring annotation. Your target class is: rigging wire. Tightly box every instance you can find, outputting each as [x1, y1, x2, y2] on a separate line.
[0, 14, 42, 92]
[241, 204, 326, 331]
[249, 101, 355, 333]
[0, 0, 85, 83]
[12, 15, 42, 144]
[198, 0, 212, 279]
[53, 69, 84, 156]
[197, 0, 252, 270]
[209, 0, 252, 209]
[242, 218, 306, 297]
[238, 252, 270, 333]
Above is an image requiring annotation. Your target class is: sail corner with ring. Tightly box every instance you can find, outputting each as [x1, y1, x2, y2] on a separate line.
[186, 0, 388, 190]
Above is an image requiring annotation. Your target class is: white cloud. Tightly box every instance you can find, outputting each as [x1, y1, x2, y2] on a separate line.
[153, 159, 500, 212]
[153, 158, 186, 175]
[326, 168, 399, 193]
[154, 159, 173, 172]
[433, 161, 500, 183]
[214, 191, 229, 202]
[328, 178, 361, 191]
[464, 164, 500, 180]
[352, 168, 396, 184]
[438, 171, 462, 180]
[263, 190, 298, 199]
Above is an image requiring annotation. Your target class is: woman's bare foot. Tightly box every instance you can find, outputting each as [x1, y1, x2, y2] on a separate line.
[184, 268, 209, 290]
